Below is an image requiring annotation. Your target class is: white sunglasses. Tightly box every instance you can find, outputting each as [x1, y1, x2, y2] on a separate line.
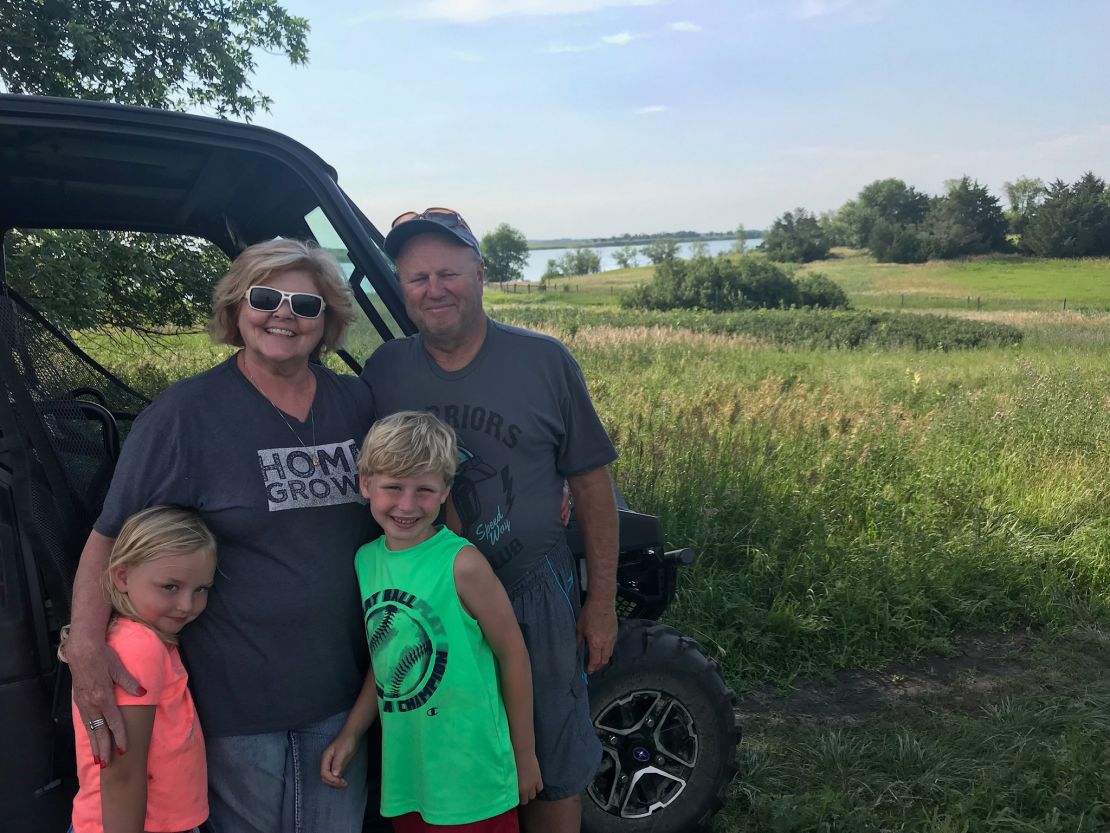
[244, 285, 327, 319]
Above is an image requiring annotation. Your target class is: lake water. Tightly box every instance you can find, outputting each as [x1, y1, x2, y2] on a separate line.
[521, 237, 763, 282]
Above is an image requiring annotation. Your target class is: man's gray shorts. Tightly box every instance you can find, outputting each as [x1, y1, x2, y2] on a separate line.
[507, 542, 602, 801]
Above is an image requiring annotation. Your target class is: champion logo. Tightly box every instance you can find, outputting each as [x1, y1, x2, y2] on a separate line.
[427, 707, 440, 717]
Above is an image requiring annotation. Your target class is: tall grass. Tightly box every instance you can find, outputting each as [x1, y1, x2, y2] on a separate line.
[544, 327, 1110, 688]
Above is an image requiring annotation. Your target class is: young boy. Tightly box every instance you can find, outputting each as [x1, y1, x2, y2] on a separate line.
[321, 410, 543, 833]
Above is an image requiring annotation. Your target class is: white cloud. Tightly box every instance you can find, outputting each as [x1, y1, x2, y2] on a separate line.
[544, 30, 645, 53]
[542, 41, 601, 54]
[668, 21, 702, 32]
[401, 0, 661, 23]
[793, 0, 891, 24]
[635, 105, 669, 114]
[601, 31, 640, 45]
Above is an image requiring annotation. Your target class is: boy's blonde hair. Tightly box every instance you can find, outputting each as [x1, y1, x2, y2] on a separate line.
[106, 506, 218, 644]
[358, 411, 458, 484]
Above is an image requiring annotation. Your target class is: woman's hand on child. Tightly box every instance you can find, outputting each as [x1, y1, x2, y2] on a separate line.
[320, 733, 360, 788]
[69, 631, 143, 764]
[516, 751, 543, 805]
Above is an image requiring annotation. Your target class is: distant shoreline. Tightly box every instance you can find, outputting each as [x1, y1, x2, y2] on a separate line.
[527, 233, 762, 251]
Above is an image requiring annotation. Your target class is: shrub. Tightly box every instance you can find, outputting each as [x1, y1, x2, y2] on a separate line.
[763, 208, 831, 263]
[622, 256, 801, 312]
[867, 220, 928, 263]
[796, 272, 851, 308]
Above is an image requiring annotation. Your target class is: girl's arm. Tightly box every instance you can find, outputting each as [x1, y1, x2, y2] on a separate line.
[454, 546, 543, 804]
[99, 704, 155, 833]
[320, 668, 379, 788]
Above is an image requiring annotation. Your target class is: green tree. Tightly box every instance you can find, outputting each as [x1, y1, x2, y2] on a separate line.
[868, 219, 928, 263]
[1, 0, 310, 332]
[921, 177, 1009, 259]
[642, 238, 679, 264]
[612, 245, 640, 269]
[763, 208, 830, 263]
[1022, 172, 1110, 258]
[480, 223, 529, 283]
[558, 248, 602, 276]
[6, 230, 228, 332]
[854, 179, 930, 245]
[0, 0, 309, 118]
[818, 209, 855, 248]
[1003, 176, 1046, 237]
[733, 224, 747, 254]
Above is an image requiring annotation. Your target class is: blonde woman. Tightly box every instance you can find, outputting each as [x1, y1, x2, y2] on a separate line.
[66, 239, 375, 833]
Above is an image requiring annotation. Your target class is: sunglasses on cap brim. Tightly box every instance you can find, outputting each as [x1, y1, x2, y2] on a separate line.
[390, 207, 473, 232]
[244, 285, 326, 319]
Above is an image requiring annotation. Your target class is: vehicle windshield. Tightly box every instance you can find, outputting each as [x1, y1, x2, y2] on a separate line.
[303, 206, 406, 374]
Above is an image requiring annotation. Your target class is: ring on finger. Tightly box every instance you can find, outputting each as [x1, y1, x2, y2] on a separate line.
[87, 717, 108, 731]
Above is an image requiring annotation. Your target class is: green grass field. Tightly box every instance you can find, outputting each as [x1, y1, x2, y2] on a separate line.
[79, 252, 1110, 832]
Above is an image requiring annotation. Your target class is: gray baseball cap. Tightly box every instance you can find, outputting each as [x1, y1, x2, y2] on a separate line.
[383, 209, 482, 258]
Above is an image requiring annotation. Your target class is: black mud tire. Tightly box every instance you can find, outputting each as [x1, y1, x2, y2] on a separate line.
[582, 619, 740, 833]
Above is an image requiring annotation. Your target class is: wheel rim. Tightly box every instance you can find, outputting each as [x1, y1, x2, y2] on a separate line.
[588, 690, 698, 819]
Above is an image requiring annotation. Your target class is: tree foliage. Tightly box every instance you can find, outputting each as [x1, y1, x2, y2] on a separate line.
[921, 177, 1010, 259]
[733, 223, 747, 254]
[1, 0, 310, 332]
[542, 248, 602, 280]
[1003, 176, 1046, 237]
[612, 245, 640, 269]
[0, 0, 309, 119]
[1021, 173, 1110, 258]
[6, 230, 228, 332]
[763, 208, 830, 263]
[857, 179, 930, 243]
[480, 223, 529, 283]
[642, 238, 679, 264]
[621, 255, 848, 312]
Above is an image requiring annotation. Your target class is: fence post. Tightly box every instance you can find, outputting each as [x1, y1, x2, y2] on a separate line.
[977, 296, 981, 309]
[900, 294, 904, 307]
[1063, 298, 1067, 310]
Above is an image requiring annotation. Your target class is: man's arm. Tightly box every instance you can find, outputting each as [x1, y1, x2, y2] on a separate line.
[67, 530, 142, 764]
[567, 465, 619, 673]
[454, 546, 543, 804]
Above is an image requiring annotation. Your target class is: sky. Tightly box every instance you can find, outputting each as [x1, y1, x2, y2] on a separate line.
[247, 0, 1110, 240]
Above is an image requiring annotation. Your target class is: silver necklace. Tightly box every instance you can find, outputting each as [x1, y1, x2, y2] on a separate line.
[245, 364, 319, 467]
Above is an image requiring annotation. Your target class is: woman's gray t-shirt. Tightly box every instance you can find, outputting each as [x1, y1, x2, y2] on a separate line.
[95, 355, 375, 737]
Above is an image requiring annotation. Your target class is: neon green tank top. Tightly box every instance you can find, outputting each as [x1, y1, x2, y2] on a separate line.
[354, 527, 518, 824]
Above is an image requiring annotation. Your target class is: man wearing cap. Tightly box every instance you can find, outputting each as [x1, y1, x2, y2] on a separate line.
[361, 208, 618, 833]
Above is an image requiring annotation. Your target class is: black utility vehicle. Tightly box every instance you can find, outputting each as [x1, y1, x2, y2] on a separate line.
[0, 95, 739, 833]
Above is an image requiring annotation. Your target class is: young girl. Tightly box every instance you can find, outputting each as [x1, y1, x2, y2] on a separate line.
[65, 505, 217, 833]
[321, 411, 543, 832]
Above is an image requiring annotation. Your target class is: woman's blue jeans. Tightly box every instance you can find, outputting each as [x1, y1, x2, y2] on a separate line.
[203, 709, 368, 833]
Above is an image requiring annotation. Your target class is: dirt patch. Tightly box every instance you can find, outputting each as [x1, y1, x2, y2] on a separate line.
[736, 629, 1110, 729]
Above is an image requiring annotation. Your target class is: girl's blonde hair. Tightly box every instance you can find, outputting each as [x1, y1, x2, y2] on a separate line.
[208, 238, 356, 359]
[358, 411, 458, 484]
[106, 506, 218, 644]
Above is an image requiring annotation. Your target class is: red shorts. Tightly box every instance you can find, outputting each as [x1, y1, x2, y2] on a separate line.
[391, 807, 518, 833]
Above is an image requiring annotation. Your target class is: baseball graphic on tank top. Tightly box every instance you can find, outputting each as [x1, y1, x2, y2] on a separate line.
[363, 588, 449, 712]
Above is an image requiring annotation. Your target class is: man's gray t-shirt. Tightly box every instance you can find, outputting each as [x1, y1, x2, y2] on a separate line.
[96, 355, 375, 737]
[361, 318, 617, 589]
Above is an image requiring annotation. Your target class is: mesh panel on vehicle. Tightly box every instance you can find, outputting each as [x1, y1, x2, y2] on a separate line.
[0, 290, 149, 614]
